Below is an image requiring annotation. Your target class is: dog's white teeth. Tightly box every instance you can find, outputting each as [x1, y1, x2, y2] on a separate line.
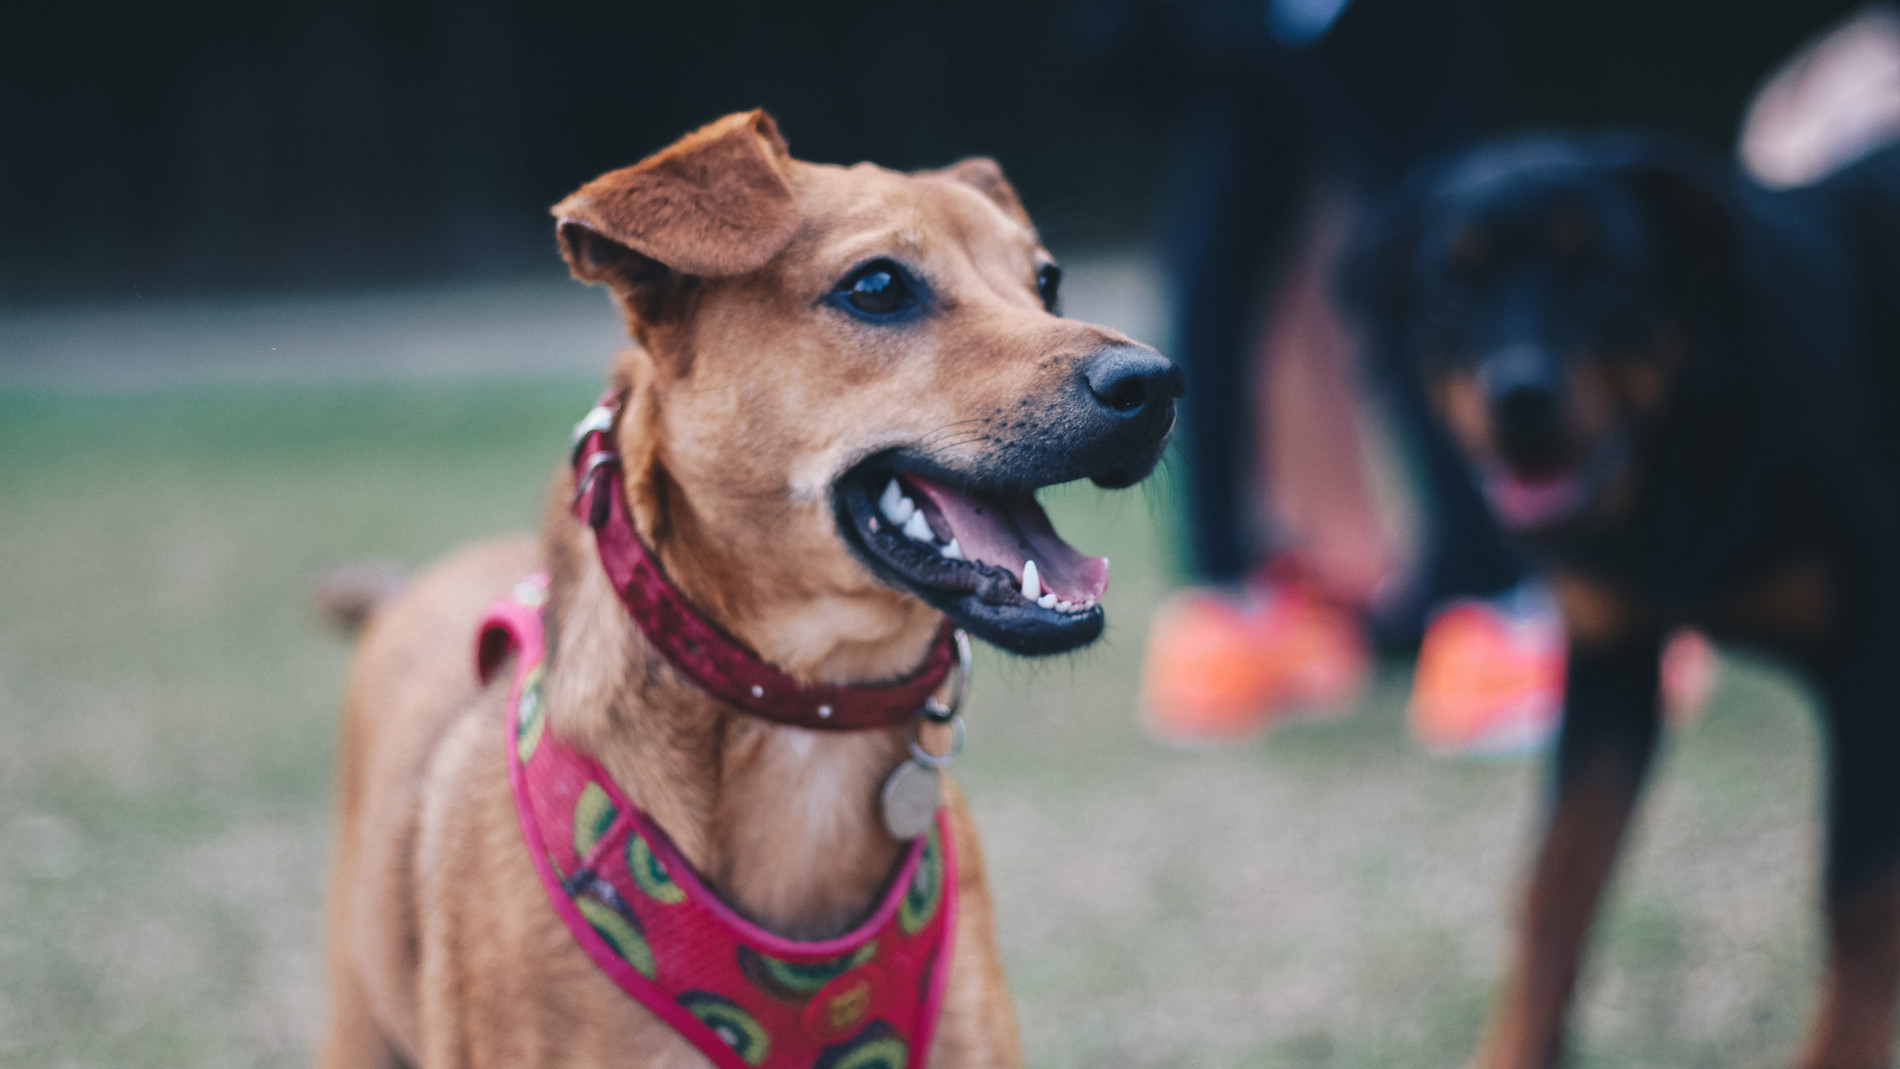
[940, 538, 963, 560]
[1056, 599, 1074, 612]
[1020, 560, 1039, 600]
[879, 479, 917, 525]
[1037, 592, 1058, 609]
[902, 510, 934, 543]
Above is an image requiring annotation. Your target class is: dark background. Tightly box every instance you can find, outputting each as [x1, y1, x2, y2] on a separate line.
[0, 0, 1863, 302]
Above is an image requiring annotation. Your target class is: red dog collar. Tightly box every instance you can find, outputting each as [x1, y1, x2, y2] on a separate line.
[481, 576, 957, 1069]
[570, 393, 956, 731]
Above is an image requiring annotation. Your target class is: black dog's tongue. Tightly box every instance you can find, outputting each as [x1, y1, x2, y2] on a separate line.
[1486, 465, 1588, 528]
[905, 474, 1109, 602]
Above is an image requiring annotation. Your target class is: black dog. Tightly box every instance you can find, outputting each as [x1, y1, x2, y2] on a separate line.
[1352, 131, 1900, 1068]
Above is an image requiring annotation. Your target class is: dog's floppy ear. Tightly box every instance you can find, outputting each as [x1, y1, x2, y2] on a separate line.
[552, 110, 799, 303]
[927, 157, 1033, 227]
[1600, 133, 1739, 317]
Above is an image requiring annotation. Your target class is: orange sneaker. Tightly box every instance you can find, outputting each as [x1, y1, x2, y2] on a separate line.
[1408, 589, 1564, 755]
[1408, 586, 1719, 755]
[1139, 572, 1369, 743]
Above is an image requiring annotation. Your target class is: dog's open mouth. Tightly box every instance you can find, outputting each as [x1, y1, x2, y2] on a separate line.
[835, 461, 1111, 655]
[1483, 432, 1628, 530]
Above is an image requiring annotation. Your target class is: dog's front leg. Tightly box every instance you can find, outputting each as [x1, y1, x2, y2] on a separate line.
[1798, 625, 1900, 1069]
[1475, 624, 1663, 1069]
[1800, 871, 1900, 1069]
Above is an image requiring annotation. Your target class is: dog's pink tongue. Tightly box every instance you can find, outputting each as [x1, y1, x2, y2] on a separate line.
[906, 474, 1109, 601]
[1487, 466, 1585, 528]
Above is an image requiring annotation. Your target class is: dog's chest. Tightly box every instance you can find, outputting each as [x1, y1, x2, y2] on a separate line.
[480, 578, 958, 1069]
[1697, 556, 1835, 647]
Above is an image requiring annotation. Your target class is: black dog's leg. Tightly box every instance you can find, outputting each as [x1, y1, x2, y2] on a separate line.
[1801, 626, 1900, 1069]
[1478, 622, 1663, 1069]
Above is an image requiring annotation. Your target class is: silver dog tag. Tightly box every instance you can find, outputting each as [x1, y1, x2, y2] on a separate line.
[880, 760, 941, 840]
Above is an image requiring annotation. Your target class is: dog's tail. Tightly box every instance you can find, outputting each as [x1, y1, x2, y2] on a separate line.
[313, 560, 411, 633]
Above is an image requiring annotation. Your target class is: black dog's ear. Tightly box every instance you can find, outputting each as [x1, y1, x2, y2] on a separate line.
[1600, 133, 1739, 315]
[1340, 157, 1445, 381]
[552, 110, 799, 324]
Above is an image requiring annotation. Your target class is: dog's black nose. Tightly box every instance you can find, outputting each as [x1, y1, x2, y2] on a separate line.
[1494, 385, 1562, 457]
[1483, 345, 1566, 466]
[1083, 346, 1185, 419]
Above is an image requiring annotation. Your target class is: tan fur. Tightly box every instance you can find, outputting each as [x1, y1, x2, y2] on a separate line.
[319, 111, 1136, 1067]
[1548, 558, 1838, 655]
[556, 111, 800, 280]
[1707, 555, 1835, 647]
[1548, 573, 1640, 650]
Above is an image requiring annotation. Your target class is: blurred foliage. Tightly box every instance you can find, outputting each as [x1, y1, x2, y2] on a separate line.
[0, 0, 1865, 300]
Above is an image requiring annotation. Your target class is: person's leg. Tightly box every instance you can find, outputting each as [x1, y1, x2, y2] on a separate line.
[1142, 82, 1372, 740]
[1318, 0, 1528, 639]
[1158, 81, 1304, 584]
[1256, 188, 1402, 607]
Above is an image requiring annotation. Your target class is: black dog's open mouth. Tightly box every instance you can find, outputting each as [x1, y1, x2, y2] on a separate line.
[834, 460, 1111, 655]
[1482, 431, 1629, 530]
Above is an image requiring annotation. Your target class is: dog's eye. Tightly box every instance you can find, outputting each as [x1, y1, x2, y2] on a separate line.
[1037, 263, 1062, 313]
[835, 260, 916, 318]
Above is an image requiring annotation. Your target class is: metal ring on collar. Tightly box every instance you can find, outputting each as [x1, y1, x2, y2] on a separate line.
[909, 714, 964, 769]
[569, 404, 617, 465]
[921, 629, 973, 723]
[572, 451, 618, 505]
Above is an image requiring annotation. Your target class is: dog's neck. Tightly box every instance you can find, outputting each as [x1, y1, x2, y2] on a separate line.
[539, 494, 936, 940]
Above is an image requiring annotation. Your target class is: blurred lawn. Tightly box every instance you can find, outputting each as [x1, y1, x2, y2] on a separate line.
[0, 381, 1848, 1067]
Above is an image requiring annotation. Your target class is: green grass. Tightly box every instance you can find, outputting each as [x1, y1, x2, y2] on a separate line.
[0, 382, 1847, 1067]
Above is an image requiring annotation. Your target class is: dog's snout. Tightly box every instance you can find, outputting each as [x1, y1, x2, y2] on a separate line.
[1083, 346, 1184, 419]
[1483, 346, 1566, 465]
[1493, 385, 1563, 460]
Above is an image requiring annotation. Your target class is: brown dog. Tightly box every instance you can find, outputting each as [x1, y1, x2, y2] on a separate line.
[319, 111, 1180, 1067]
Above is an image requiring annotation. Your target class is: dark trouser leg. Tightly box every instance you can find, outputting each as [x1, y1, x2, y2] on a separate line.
[1323, 0, 1521, 643]
[1158, 84, 1306, 584]
[1477, 632, 1663, 1069]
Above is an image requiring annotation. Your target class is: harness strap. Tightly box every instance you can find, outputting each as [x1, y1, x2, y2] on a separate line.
[482, 575, 959, 1069]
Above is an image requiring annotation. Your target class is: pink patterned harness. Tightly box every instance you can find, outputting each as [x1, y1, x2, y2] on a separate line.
[478, 573, 958, 1069]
